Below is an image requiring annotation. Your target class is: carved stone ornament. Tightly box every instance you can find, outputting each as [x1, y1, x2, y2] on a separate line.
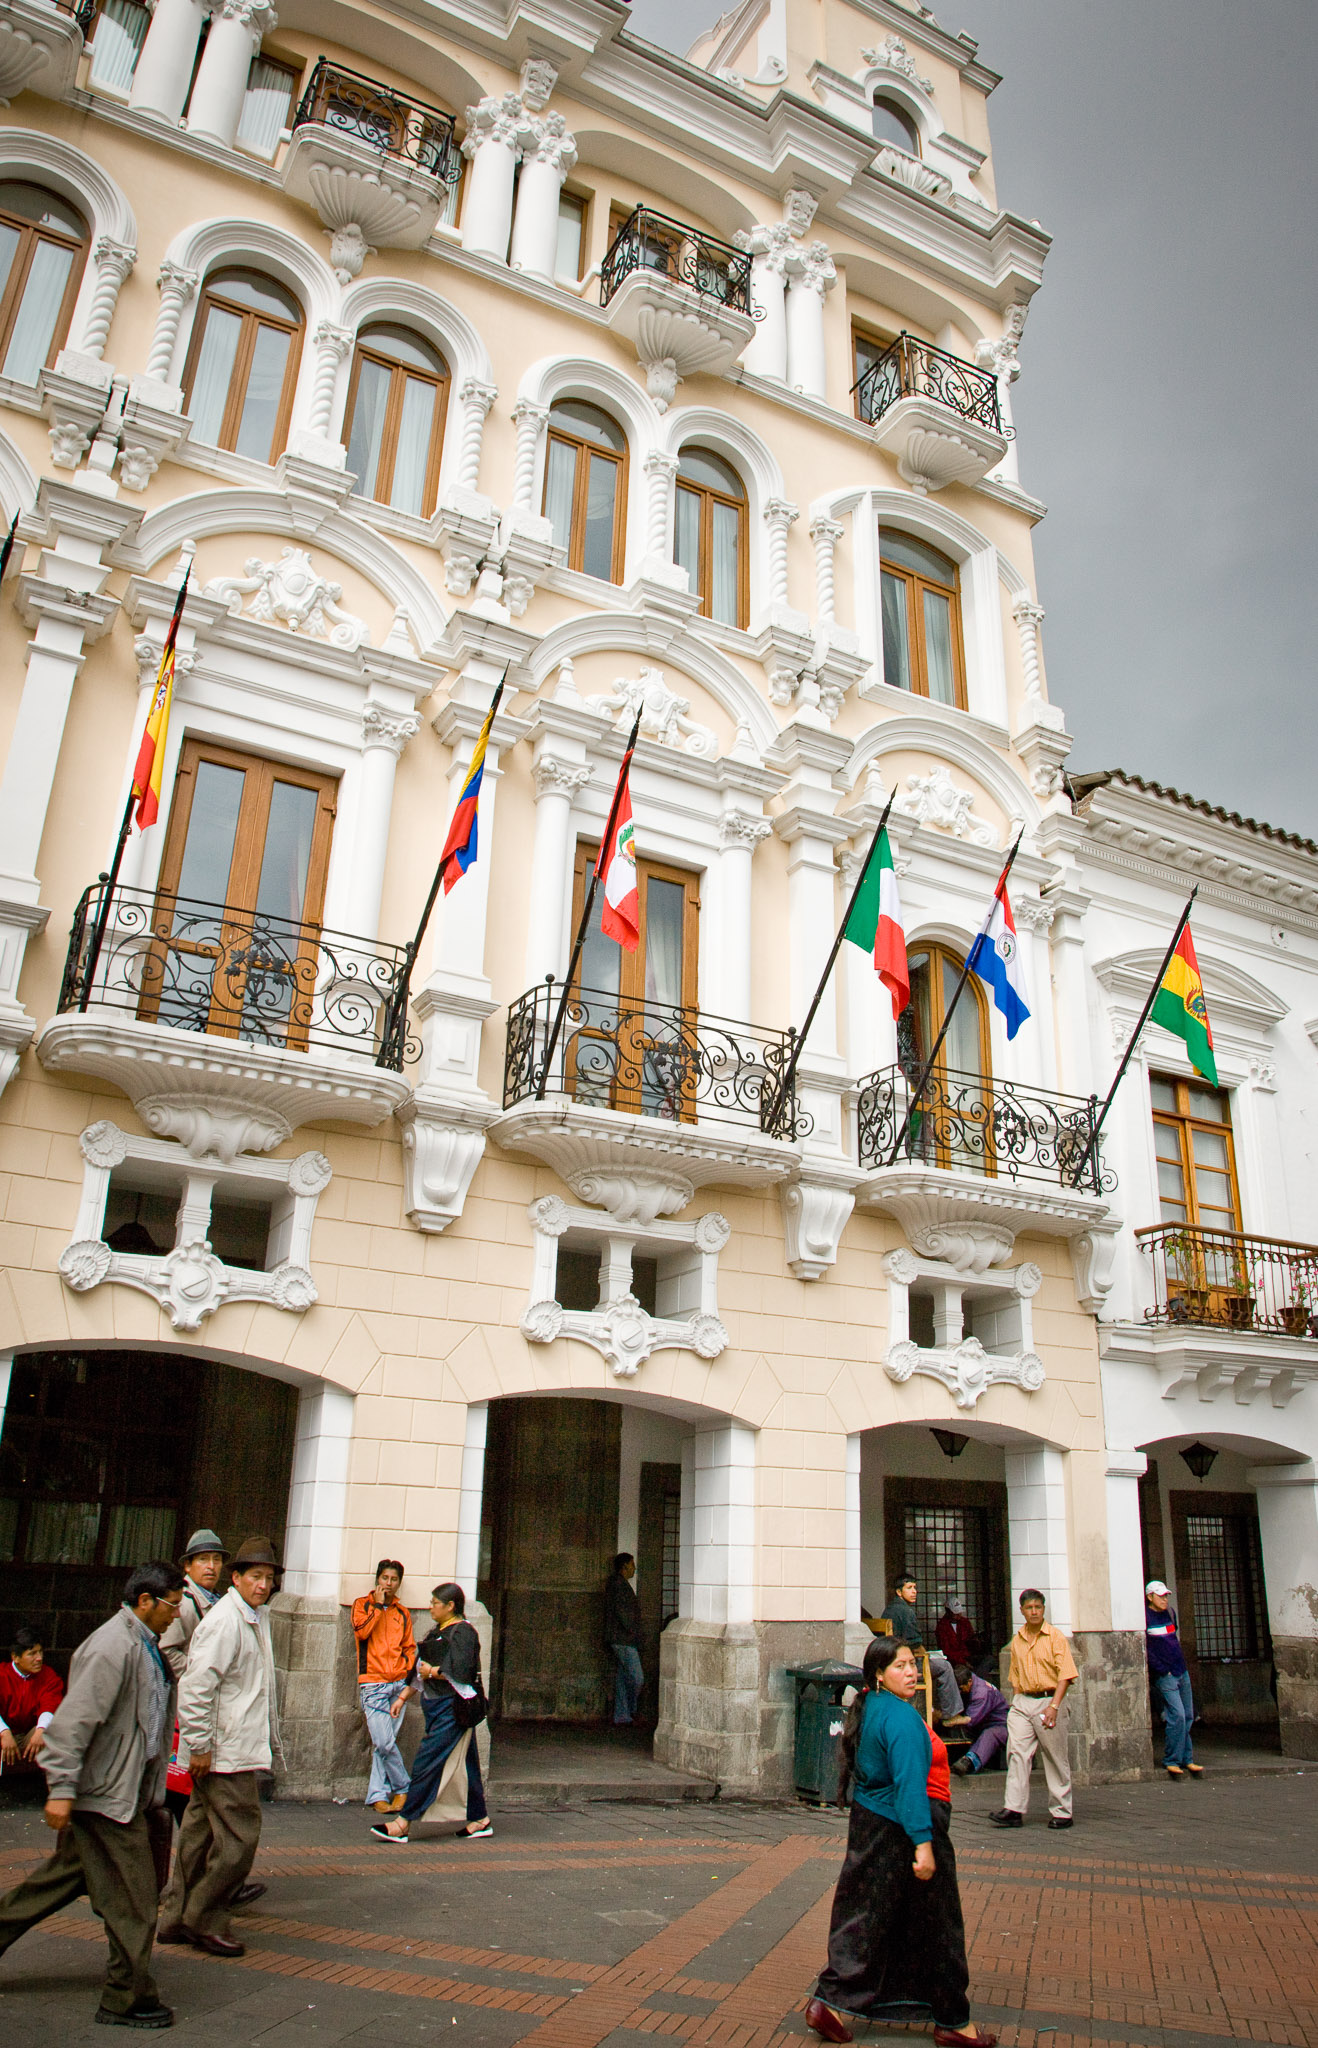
[204, 548, 369, 652]
[287, 1150, 333, 1197]
[885, 1335, 1045, 1411]
[59, 1238, 113, 1292]
[520, 1291, 728, 1378]
[1070, 1226, 1119, 1314]
[861, 36, 935, 95]
[884, 1246, 922, 1286]
[137, 1093, 291, 1166]
[570, 1169, 695, 1228]
[80, 1120, 129, 1170]
[781, 1180, 856, 1282]
[528, 1194, 572, 1237]
[693, 1210, 732, 1254]
[896, 764, 999, 848]
[906, 1221, 1016, 1274]
[58, 1228, 319, 1331]
[874, 147, 951, 201]
[585, 668, 717, 757]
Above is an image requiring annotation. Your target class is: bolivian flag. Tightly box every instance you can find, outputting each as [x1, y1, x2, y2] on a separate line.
[843, 827, 909, 1019]
[439, 680, 503, 893]
[1150, 924, 1217, 1085]
[131, 566, 190, 828]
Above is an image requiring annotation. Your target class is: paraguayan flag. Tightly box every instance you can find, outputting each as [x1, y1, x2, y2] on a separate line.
[966, 876, 1031, 1039]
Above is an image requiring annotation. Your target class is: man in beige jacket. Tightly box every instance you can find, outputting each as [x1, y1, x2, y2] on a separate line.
[158, 1535, 282, 1958]
[0, 1561, 185, 2029]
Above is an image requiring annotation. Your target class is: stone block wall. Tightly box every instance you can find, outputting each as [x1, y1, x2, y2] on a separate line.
[1274, 1638, 1318, 1758]
[656, 1616, 842, 1796]
[1065, 1630, 1151, 1784]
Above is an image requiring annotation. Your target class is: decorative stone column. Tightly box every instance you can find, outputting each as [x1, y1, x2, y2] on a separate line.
[785, 242, 836, 400]
[524, 752, 590, 988]
[1012, 595, 1046, 714]
[335, 705, 419, 940]
[186, 0, 275, 148]
[509, 112, 577, 281]
[455, 377, 496, 493]
[736, 223, 792, 381]
[975, 302, 1026, 484]
[1248, 1461, 1318, 1758]
[306, 321, 352, 439]
[763, 497, 797, 610]
[713, 810, 770, 1020]
[282, 1385, 353, 1601]
[510, 398, 549, 510]
[1005, 1443, 1072, 1629]
[144, 262, 199, 385]
[641, 448, 678, 576]
[809, 516, 843, 627]
[128, 0, 210, 125]
[79, 239, 136, 361]
[460, 93, 524, 262]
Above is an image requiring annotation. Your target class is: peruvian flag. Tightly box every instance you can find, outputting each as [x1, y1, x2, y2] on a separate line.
[599, 761, 639, 950]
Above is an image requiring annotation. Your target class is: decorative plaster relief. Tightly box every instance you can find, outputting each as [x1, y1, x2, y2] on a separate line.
[584, 668, 718, 757]
[520, 1194, 729, 1376]
[861, 37, 934, 94]
[203, 549, 369, 651]
[882, 1244, 1045, 1409]
[885, 1335, 1045, 1410]
[896, 763, 999, 846]
[781, 1177, 857, 1281]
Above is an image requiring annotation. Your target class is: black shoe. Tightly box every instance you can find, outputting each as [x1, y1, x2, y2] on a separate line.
[951, 1757, 975, 1777]
[230, 1882, 266, 1907]
[1048, 1817, 1074, 1829]
[989, 1809, 1023, 1828]
[95, 2003, 174, 2030]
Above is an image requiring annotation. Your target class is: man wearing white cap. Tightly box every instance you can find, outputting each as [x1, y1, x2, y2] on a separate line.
[1146, 1580, 1203, 1779]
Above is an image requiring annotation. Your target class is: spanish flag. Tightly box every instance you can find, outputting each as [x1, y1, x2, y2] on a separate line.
[1150, 924, 1217, 1085]
[131, 566, 190, 829]
[439, 680, 503, 893]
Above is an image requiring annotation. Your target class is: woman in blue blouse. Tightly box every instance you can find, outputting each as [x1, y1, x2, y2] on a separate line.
[806, 1634, 995, 2046]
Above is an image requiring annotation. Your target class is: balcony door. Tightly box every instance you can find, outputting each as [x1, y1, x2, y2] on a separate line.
[1151, 1073, 1245, 1314]
[569, 842, 699, 1120]
[147, 741, 336, 1049]
[897, 945, 991, 1172]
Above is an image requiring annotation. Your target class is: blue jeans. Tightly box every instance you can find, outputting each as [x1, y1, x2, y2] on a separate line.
[611, 1645, 644, 1724]
[360, 1679, 411, 1805]
[401, 1690, 486, 1825]
[1154, 1668, 1195, 1768]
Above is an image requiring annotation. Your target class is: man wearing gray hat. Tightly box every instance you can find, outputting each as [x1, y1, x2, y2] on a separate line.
[159, 1531, 227, 1685]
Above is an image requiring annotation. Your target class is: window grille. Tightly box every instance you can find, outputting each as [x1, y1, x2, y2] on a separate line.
[660, 1489, 681, 1623]
[902, 1504, 988, 1647]
[1184, 1512, 1267, 1658]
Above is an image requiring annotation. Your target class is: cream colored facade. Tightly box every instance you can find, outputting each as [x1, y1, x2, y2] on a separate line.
[0, 0, 1247, 1794]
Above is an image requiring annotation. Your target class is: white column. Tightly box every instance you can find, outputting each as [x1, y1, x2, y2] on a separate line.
[307, 322, 353, 440]
[334, 708, 418, 940]
[1248, 1462, 1318, 1643]
[509, 113, 576, 281]
[0, 584, 115, 893]
[80, 240, 136, 361]
[1047, 887, 1093, 1101]
[455, 378, 497, 493]
[691, 1423, 756, 1627]
[524, 753, 589, 988]
[430, 720, 504, 985]
[283, 1384, 355, 1600]
[679, 1439, 695, 1618]
[1005, 1444, 1073, 1631]
[129, 0, 210, 125]
[810, 517, 843, 628]
[144, 262, 200, 385]
[845, 1433, 861, 1627]
[460, 94, 524, 262]
[785, 242, 836, 400]
[738, 225, 791, 381]
[641, 449, 677, 576]
[186, 0, 273, 148]
[510, 399, 549, 510]
[763, 497, 797, 610]
[713, 811, 769, 1020]
[777, 816, 848, 1057]
[454, 1401, 489, 1591]
[1105, 1450, 1148, 1633]
[1012, 597, 1047, 718]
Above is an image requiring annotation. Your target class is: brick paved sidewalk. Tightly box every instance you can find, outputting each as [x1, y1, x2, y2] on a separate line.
[1, 1768, 1317, 2047]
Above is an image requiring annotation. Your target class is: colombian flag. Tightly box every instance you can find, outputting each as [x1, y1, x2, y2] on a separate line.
[131, 566, 190, 829]
[1150, 924, 1217, 1084]
[439, 681, 503, 892]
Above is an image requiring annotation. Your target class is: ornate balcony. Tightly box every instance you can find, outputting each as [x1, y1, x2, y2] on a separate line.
[853, 332, 1008, 492]
[0, 0, 93, 104]
[281, 59, 461, 273]
[38, 880, 413, 1161]
[1139, 1225, 1318, 1339]
[491, 978, 806, 1222]
[599, 208, 757, 411]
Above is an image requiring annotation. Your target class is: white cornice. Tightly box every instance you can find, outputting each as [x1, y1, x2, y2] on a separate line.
[1078, 785, 1318, 925]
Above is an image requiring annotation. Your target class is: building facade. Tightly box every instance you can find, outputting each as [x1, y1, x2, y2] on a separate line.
[0, 0, 1311, 1796]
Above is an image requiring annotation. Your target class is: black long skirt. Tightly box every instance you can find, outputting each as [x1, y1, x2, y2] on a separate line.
[813, 1799, 971, 2029]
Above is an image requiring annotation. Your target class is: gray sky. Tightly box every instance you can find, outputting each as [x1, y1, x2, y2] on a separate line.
[625, 0, 1318, 836]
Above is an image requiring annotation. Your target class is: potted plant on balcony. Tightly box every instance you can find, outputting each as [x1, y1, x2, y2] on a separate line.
[1281, 1272, 1314, 1338]
[1164, 1229, 1212, 1324]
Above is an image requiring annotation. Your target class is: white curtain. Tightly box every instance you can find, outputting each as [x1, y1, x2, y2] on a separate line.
[232, 321, 291, 461]
[923, 589, 956, 705]
[345, 356, 390, 497]
[644, 877, 684, 1010]
[237, 58, 297, 158]
[389, 374, 436, 515]
[189, 305, 242, 446]
[89, 0, 149, 95]
[3, 239, 74, 383]
[542, 437, 577, 552]
[673, 485, 700, 591]
[710, 501, 740, 626]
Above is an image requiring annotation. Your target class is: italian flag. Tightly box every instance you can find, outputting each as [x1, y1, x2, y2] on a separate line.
[1150, 924, 1217, 1085]
[843, 827, 909, 1019]
[599, 764, 639, 950]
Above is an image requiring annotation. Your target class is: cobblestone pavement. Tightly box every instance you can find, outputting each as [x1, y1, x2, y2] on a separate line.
[2, 1763, 1317, 2047]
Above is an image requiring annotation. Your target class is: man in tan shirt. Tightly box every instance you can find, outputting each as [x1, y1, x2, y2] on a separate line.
[991, 1588, 1079, 1829]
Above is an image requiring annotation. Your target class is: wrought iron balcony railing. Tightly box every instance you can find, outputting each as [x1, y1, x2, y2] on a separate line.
[1138, 1224, 1318, 1337]
[58, 881, 416, 1072]
[856, 1062, 1112, 1194]
[292, 59, 460, 181]
[503, 977, 809, 1138]
[852, 332, 1003, 433]
[56, 0, 100, 31]
[600, 207, 756, 316]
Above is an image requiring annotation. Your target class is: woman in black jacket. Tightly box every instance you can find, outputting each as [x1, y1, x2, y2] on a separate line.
[370, 1583, 490, 1841]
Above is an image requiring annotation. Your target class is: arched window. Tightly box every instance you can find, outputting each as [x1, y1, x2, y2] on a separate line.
[0, 182, 88, 383]
[879, 529, 966, 709]
[674, 445, 747, 628]
[344, 323, 450, 518]
[542, 399, 627, 583]
[183, 269, 304, 464]
[872, 95, 920, 155]
[898, 942, 991, 1173]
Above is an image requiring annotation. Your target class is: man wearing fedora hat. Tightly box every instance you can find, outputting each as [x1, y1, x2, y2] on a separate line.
[158, 1536, 283, 1958]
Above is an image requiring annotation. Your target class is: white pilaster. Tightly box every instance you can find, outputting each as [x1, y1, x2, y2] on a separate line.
[454, 1401, 489, 1590]
[307, 321, 353, 440]
[641, 449, 678, 577]
[460, 93, 524, 262]
[809, 516, 843, 628]
[763, 497, 797, 610]
[1005, 1443, 1072, 1631]
[712, 809, 770, 1020]
[455, 378, 497, 493]
[283, 1384, 355, 1600]
[845, 1432, 861, 1627]
[738, 224, 791, 381]
[333, 706, 419, 941]
[691, 1423, 756, 1627]
[428, 697, 507, 995]
[186, 0, 275, 148]
[785, 242, 835, 400]
[80, 240, 136, 361]
[1248, 1461, 1318, 1642]
[1012, 597, 1047, 718]
[524, 751, 589, 988]
[128, 0, 209, 125]
[510, 399, 549, 510]
[1105, 1450, 1148, 1633]
[509, 113, 576, 281]
[144, 262, 200, 385]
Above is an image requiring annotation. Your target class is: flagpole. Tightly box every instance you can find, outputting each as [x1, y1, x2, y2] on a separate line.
[77, 564, 192, 1012]
[1064, 886, 1198, 1192]
[534, 709, 643, 1101]
[764, 790, 897, 1135]
[885, 829, 1025, 1169]
[0, 507, 20, 589]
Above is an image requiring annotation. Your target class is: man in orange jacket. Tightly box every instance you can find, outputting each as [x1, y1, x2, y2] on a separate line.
[351, 1561, 416, 1813]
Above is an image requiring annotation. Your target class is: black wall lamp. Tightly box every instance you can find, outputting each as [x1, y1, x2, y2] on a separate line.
[1180, 1441, 1219, 1482]
[931, 1428, 969, 1461]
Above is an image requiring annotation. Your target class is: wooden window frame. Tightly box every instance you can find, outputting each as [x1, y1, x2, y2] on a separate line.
[851, 318, 896, 420]
[879, 534, 968, 709]
[234, 50, 304, 158]
[181, 272, 304, 464]
[541, 406, 628, 583]
[0, 188, 88, 380]
[675, 458, 749, 630]
[901, 942, 993, 1173]
[1151, 1072, 1241, 1231]
[569, 841, 700, 1120]
[556, 188, 589, 281]
[342, 331, 449, 518]
[149, 738, 337, 1047]
[872, 93, 921, 158]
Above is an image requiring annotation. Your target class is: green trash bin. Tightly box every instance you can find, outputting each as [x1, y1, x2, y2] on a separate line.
[788, 1660, 864, 1806]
